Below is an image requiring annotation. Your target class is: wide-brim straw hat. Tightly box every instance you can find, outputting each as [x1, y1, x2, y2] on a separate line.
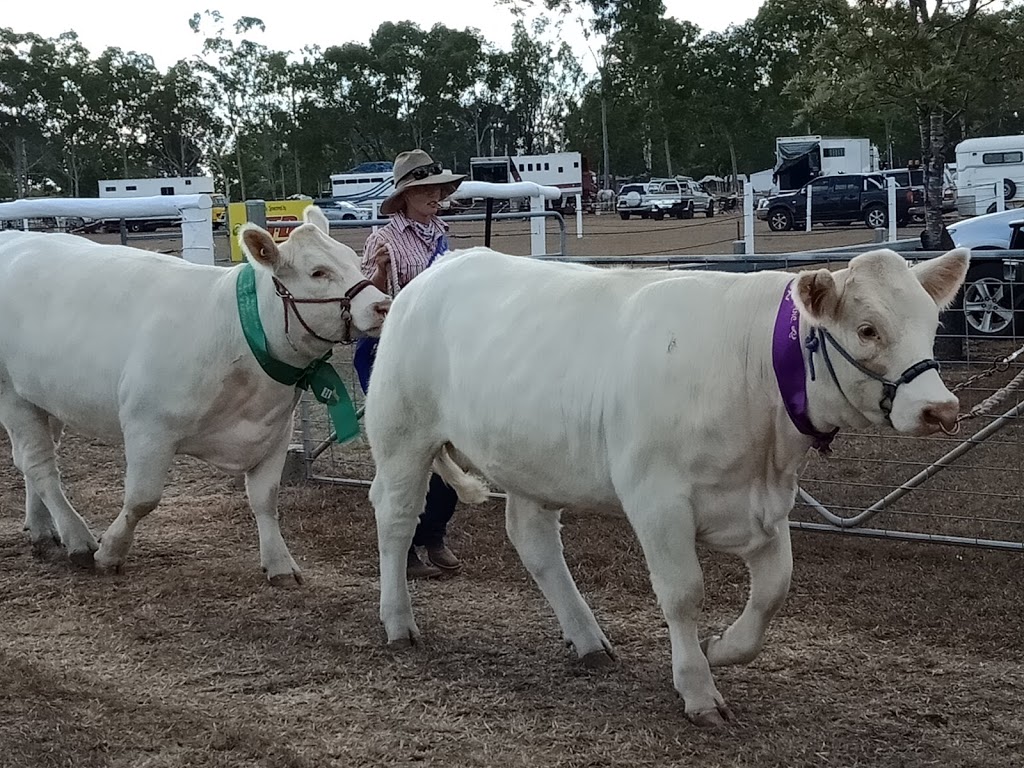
[380, 149, 466, 215]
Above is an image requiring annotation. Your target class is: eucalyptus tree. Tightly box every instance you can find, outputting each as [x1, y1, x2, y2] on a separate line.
[189, 11, 283, 201]
[788, 0, 1024, 247]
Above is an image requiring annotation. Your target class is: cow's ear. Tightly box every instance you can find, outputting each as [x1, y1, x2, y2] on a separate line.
[239, 224, 282, 269]
[911, 247, 970, 310]
[304, 205, 331, 235]
[794, 268, 840, 323]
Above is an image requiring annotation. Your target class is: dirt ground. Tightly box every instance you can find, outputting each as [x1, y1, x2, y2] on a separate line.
[2, 218, 1022, 768]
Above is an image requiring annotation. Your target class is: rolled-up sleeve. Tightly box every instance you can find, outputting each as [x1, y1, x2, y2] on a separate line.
[361, 229, 383, 280]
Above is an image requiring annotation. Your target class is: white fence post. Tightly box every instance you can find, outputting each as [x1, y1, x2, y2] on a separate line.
[575, 193, 583, 239]
[744, 183, 755, 255]
[997, 182, 1006, 213]
[805, 183, 813, 233]
[530, 194, 546, 256]
[180, 195, 215, 265]
[887, 176, 897, 242]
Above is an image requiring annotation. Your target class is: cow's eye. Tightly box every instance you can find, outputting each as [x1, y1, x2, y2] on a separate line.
[310, 268, 329, 280]
[858, 324, 878, 341]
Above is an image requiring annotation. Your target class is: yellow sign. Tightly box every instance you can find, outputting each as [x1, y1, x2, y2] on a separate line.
[227, 199, 313, 262]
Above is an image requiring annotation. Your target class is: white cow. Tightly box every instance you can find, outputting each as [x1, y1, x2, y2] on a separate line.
[0, 207, 389, 584]
[365, 246, 969, 726]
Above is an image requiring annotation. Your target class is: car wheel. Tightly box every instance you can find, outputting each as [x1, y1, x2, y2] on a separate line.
[619, 212, 630, 220]
[767, 208, 793, 232]
[652, 211, 665, 221]
[342, 214, 355, 220]
[1005, 178, 1017, 200]
[129, 222, 143, 233]
[864, 205, 887, 229]
[705, 202, 714, 218]
[948, 260, 1022, 338]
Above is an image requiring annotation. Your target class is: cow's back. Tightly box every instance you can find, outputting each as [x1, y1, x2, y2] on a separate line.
[0, 231, 234, 438]
[367, 248, 791, 508]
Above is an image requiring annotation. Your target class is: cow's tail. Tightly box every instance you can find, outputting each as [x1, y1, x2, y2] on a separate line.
[431, 443, 490, 505]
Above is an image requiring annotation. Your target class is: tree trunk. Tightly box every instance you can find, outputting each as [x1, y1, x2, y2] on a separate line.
[14, 134, 26, 198]
[235, 137, 247, 201]
[600, 92, 611, 193]
[726, 133, 739, 194]
[663, 135, 673, 178]
[922, 111, 945, 250]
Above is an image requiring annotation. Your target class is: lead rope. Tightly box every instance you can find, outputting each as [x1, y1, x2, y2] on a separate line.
[388, 252, 401, 300]
[948, 341, 1024, 431]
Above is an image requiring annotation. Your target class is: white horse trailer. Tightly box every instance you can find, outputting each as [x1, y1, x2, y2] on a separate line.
[954, 135, 1024, 216]
[96, 176, 215, 232]
[773, 136, 879, 192]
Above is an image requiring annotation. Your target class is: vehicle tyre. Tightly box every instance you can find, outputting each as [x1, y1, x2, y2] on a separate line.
[619, 212, 630, 220]
[342, 214, 355, 220]
[129, 222, 143, 233]
[652, 210, 666, 221]
[946, 259, 1023, 338]
[863, 205, 888, 229]
[683, 201, 695, 220]
[896, 216, 909, 227]
[1005, 178, 1017, 200]
[767, 208, 793, 232]
[705, 202, 714, 218]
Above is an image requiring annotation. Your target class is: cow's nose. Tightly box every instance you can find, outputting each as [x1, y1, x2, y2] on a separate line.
[922, 399, 959, 433]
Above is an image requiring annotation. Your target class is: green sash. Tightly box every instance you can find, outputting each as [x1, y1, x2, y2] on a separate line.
[235, 263, 360, 444]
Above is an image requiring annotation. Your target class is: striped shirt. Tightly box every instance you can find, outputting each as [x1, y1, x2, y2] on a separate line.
[361, 211, 449, 293]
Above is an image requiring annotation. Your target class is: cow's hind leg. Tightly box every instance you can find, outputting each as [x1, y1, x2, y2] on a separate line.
[372, 450, 433, 647]
[245, 424, 302, 586]
[624, 488, 732, 728]
[702, 525, 792, 667]
[505, 494, 614, 668]
[95, 429, 174, 575]
[24, 480, 60, 557]
[23, 416, 65, 556]
[1, 403, 97, 566]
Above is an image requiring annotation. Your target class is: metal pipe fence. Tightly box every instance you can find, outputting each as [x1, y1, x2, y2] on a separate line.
[298, 249, 1024, 552]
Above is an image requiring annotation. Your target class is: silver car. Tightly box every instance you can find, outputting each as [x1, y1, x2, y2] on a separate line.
[315, 199, 371, 222]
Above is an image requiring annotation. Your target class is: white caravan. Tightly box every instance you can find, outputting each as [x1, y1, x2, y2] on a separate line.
[328, 162, 395, 207]
[773, 135, 879, 192]
[469, 151, 593, 211]
[954, 135, 1024, 216]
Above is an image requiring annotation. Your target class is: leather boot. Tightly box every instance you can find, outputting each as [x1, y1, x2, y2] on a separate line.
[407, 549, 443, 580]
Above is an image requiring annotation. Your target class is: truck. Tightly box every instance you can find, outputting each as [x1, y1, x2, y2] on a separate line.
[773, 136, 880, 192]
[615, 177, 715, 220]
[96, 176, 225, 232]
[953, 135, 1024, 216]
[469, 152, 596, 212]
[755, 172, 915, 231]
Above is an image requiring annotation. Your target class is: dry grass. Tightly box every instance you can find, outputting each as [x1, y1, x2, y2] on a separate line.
[1, 428, 1022, 768]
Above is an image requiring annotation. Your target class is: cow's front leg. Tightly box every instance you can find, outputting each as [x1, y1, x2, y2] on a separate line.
[702, 524, 792, 667]
[371, 454, 433, 647]
[625, 491, 732, 727]
[505, 494, 614, 667]
[95, 432, 175, 575]
[244, 428, 302, 587]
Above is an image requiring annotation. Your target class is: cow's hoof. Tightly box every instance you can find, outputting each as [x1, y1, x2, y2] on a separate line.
[687, 704, 734, 728]
[68, 548, 97, 570]
[268, 571, 303, 588]
[386, 628, 420, 649]
[581, 649, 616, 670]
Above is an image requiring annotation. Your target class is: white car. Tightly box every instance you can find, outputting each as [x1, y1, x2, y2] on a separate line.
[943, 209, 1024, 337]
[947, 207, 1024, 250]
[314, 199, 371, 222]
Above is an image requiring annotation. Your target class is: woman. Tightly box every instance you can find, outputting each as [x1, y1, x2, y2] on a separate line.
[354, 149, 466, 580]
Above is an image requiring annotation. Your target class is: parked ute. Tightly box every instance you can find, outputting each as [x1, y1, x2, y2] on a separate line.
[616, 178, 714, 221]
[755, 173, 914, 231]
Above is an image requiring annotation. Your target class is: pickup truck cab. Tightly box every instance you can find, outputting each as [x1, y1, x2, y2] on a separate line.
[756, 173, 913, 231]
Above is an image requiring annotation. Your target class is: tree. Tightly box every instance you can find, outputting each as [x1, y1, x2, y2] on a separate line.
[789, 0, 1024, 247]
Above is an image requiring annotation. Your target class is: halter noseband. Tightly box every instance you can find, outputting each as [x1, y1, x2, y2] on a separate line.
[805, 327, 940, 420]
[272, 276, 377, 345]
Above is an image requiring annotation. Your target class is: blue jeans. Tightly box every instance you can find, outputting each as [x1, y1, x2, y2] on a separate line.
[354, 338, 456, 548]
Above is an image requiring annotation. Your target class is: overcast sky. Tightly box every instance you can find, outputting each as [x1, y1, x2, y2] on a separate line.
[4, 0, 767, 73]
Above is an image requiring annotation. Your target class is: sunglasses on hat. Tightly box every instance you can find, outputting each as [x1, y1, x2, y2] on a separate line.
[400, 162, 443, 183]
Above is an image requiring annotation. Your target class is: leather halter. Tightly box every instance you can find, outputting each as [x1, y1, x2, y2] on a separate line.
[272, 276, 376, 345]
